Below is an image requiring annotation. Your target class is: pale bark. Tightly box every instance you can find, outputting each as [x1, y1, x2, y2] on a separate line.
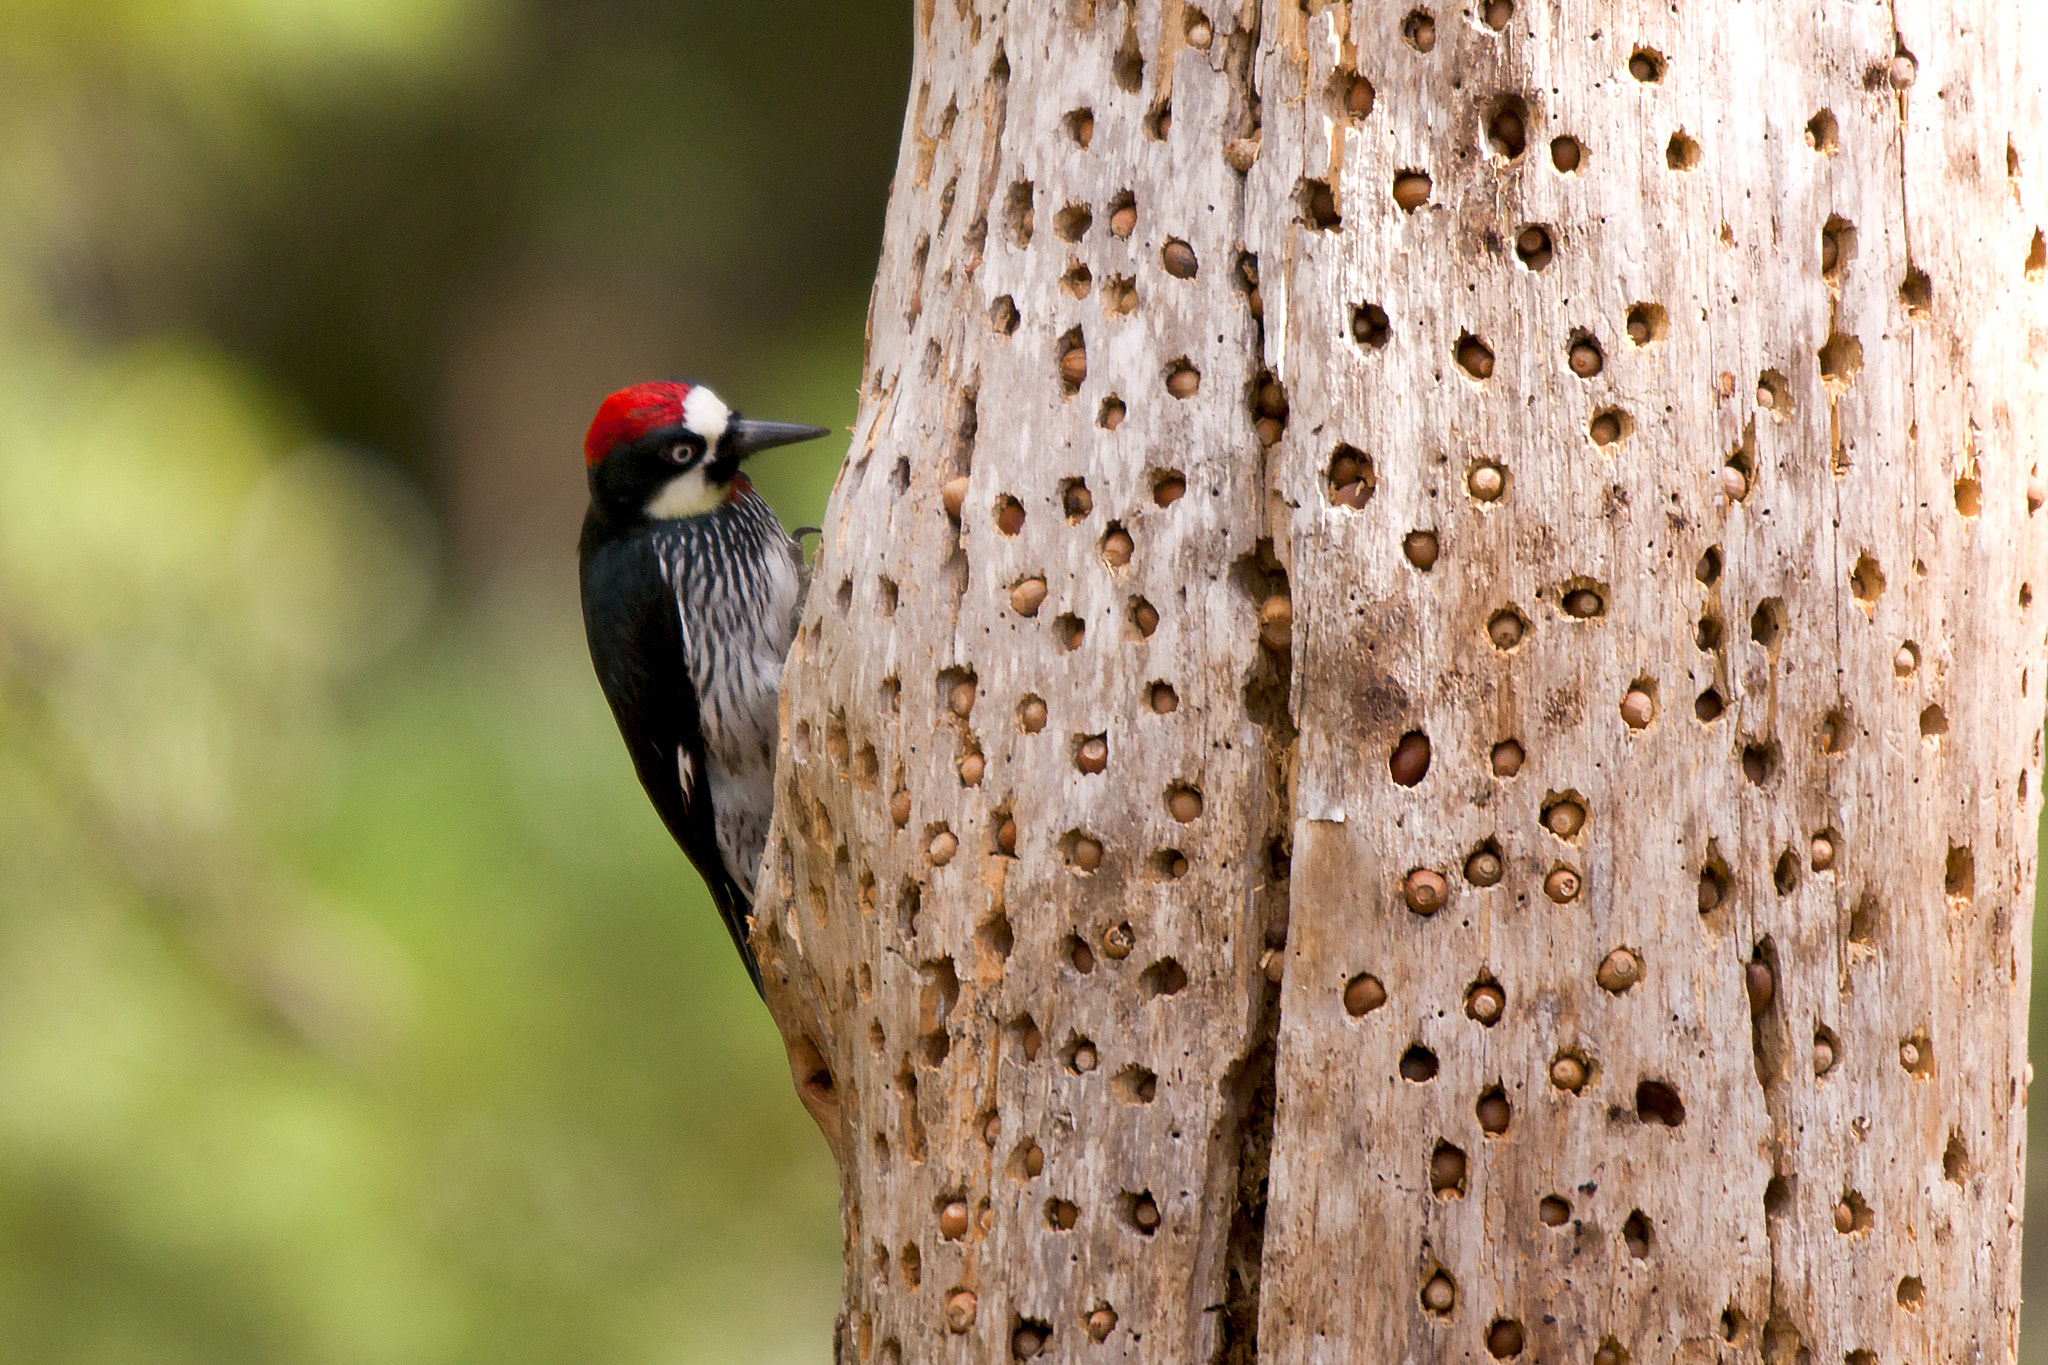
[758, 2, 2047, 1362]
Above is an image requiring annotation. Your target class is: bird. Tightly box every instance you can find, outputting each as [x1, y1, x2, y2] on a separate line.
[578, 380, 830, 996]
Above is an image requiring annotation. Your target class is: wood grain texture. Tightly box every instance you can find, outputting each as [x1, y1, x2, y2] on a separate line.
[758, 2, 2047, 1361]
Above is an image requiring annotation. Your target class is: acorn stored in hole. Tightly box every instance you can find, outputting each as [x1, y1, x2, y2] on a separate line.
[1543, 866, 1581, 902]
[1102, 529, 1134, 567]
[1745, 959, 1775, 1014]
[1109, 204, 1137, 238]
[1010, 577, 1049, 617]
[1476, 1093, 1512, 1133]
[947, 1291, 978, 1332]
[1166, 365, 1201, 398]
[1421, 1272, 1456, 1313]
[1392, 172, 1432, 210]
[1077, 737, 1108, 774]
[1466, 983, 1505, 1023]
[890, 791, 912, 827]
[1071, 836, 1104, 872]
[1404, 530, 1441, 569]
[1404, 868, 1449, 915]
[930, 831, 959, 866]
[1102, 923, 1135, 959]
[1549, 1054, 1588, 1091]
[1260, 595, 1293, 650]
[1491, 740, 1526, 777]
[1344, 973, 1386, 1015]
[1596, 948, 1642, 993]
[1620, 688, 1654, 728]
[1543, 799, 1586, 837]
[942, 476, 970, 518]
[939, 1200, 970, 1238]
[1465, 848, 1503, 886]
[1019, 697, 1048, 732]
[1389, 732, 1432, 786]
[958, 753, 984, 786]
[1162, 239, 1198, 278]
[1469, 464, 1506, 501]
[1088, 1308, 1118, 1341]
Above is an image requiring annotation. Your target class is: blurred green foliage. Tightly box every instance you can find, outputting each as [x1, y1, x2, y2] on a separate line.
[0, 0, 900, 1359]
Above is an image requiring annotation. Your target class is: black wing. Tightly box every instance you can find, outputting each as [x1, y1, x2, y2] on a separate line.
[579, 527, 765, 996]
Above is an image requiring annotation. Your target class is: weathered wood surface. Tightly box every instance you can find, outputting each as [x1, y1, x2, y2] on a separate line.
[758, 2, 2047, 1361]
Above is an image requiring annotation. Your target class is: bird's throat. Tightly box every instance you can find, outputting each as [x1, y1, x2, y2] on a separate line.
[645, 468, 744, 521]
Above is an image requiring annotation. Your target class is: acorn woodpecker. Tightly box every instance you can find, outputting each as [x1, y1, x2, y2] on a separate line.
[578, 380, 829, 995]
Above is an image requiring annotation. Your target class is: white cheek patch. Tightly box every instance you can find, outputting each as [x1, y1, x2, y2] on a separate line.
[646, 467, 727, 520]
[682, 385, 731, 447]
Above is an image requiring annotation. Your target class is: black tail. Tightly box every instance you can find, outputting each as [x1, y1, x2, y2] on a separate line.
[707, 872, 766, 999]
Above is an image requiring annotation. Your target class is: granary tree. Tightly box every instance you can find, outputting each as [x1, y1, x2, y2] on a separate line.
[754, 1, 2047, 1360]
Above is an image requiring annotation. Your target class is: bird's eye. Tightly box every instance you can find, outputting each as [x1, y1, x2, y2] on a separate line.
[665, 441, 690, 463]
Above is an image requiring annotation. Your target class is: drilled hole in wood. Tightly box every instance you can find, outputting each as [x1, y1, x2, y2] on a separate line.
[1056, 328, 1087, 394]
[1403, 9, 1437, 51]
[1944, 1129, 1968, 1182]
[1741, 740, 1778, 785]
[1302, 177, 1342, 229]
[1344, 972, 1387, 1016]
[1920, 703, 1948, 741]
[2028, 229, 2046, 281]
[1589, 407, 1632, 447]
[1043, 1196, 1080, 1233]
[1165, 358, 1201, 398]
[1636, 1080, 1684, 1126]
[1621, 1210, 1653, 1259]
[1466, 976, 1505, 1023]
[1696, 546, 1722, 583]
[1054, 612, 1086, 651]
[1833, 1189, 1873, 1236]
[1144, 97, 1172, 141]
[1107, 189, 1136, 238]
[1486, 95, 1529, 159]
[1539, 1194, 1571, 1226]
[1551, 135, 1584, 171]
[1456, 332, 1496, 379]
[1065, 107, 1094, 148]
[1487, 1320, 1526, 1359]
[1818, 331, 1864, 389]
[1352, 301, 1391, 348]
[1063, 1034, 1099, 1074]
[1820, 214, 1857, 282]
[1483, 0, 1514, 28]
[1141, 958, 1189, 997]
[1147, 848, 1189, 881]
[1060, 261, 1093, 299]
[1400, 1044, 1440, 1082]
[1810, 829, 1838, 873]
[1487, 607, 1527, 650]
[1120, 1190, 1161, 1235]
[1430, 1140, 1468, 1197]
[1147, 680, 1180, 715]
[1515, 223, 1553, 268]
[1393, 170, 1433, 212]
[1755, 368, 1792, 418]
[1567, 330, 1604, 377]
[1805, 108, 1838, 153]
[1060, 829, 1105, 875]
[1004, 180, 1035, 246]
[1813, 1023, 1840, 1076]
[1390, 731, 1432, 786]
[1341, 70, 1376, 119]
[1625, 301, 1668, 346]
[1476, 1087, 1512, 1134]
[1901, 266, 1932, 316]
[1629, 46, 1666, 81]
[1541, 793, 1587, 839]
[1561, 584, 1607, 619]
[1666, 130, 1701, 170]
[1113, 26, 1143, 90]
[1896, 1276, 1924, 1312]
[1763, 1174, 1792, 1217]
[1105, 1063, 1157, 1107]
[1130, 597, 1160, 638]
[1821, 708, 1850, 754]
[1549, 1049, 1590, 1092]
[1464, 841, 1504, 887]
[1491, 739, 1525, 776]
[1894, 640, 1920, 678]
[1945, 845, 1973, 899]
[1328, 443, 1376, 507]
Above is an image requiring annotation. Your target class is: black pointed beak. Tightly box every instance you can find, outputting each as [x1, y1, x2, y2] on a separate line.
[727, 418, 832, 457]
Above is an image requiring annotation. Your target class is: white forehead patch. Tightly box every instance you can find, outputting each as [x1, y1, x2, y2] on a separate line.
[682, 385, 731, 446]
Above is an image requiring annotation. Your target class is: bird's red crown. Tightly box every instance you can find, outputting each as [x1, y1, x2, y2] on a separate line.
[584, 381, 692, 466]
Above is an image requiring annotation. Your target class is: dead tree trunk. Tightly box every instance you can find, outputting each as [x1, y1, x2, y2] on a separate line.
[757, 3, 2046, 1361]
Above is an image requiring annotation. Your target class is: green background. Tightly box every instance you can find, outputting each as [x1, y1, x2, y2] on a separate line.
[0, 1, 2036, 1360]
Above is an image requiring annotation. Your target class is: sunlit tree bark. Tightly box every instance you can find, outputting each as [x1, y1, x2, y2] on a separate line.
[759, 2, 2047, 1360]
